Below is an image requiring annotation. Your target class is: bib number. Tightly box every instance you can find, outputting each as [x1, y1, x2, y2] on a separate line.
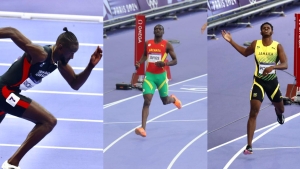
[6, 93, 20, 107]
[148, 53, 161, 63]
[259, 63, 275, 74]
[19, 76, 41, 90]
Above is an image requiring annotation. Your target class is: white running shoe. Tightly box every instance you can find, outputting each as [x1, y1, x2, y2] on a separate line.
[1, 160, 20, 169]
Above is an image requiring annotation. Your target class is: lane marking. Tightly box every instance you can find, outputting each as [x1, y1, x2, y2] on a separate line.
[0, 39, 103, 47]
[167, 131, 207, 169]
[104, 74, 207, 108]
[21, 90, 102, 96]
[104, 97, 207, 153]
[0, 144, 103, 151]
[104, 119, 207, 124]
[224, 112, 300, 169]
[6, 115, 103, 123]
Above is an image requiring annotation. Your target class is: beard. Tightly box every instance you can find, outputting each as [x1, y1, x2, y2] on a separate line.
[58, 54, 69, 66]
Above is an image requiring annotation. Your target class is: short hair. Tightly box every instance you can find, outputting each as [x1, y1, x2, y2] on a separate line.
[260, 22, 273, 31]
[154, 24, 164, 30]
[56, 27, 78, 47]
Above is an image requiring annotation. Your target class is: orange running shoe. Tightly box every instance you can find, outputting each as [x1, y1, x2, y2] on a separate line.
[171, 94, 182, 109]
[135, 127, 146, 137]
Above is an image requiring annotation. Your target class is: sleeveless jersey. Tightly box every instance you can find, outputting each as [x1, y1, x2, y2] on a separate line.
[1, 45, 58, 92]
[146, 39, 168, 74]
[254, 40, 279, 81]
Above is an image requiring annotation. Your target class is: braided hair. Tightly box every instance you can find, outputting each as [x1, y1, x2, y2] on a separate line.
[56, 27, 78, 47]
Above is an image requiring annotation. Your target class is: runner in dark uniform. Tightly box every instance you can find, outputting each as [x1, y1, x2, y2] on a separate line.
[0, 27, 102, 169]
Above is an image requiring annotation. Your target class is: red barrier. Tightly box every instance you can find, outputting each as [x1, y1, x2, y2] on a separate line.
[135, 14, 145, 76]
[295, 14, 300, 87]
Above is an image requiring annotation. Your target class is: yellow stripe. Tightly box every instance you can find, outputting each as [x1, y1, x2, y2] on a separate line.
[158, 78, 167, 90]
[253, 79, 264, 99]
[144, 79, 153, 90]
[161, 53, 167, 61]
[271, 84, 280, 100]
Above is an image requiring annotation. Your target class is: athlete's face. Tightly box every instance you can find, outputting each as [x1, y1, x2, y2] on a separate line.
[58, 43, 79, 66]
[154, 25, 164, 37]
[260, 24, 273, 37]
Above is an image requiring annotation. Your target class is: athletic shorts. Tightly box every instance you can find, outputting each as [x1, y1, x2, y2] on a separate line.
[142, 71, 168, 97]
[250, 76, 282, 103]
[0, 80, 32, 120]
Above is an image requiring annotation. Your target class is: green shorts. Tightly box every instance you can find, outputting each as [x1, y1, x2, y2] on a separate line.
[142, 71, 168, 97]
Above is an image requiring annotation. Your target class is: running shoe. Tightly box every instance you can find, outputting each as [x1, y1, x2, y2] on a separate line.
[135, 127, 146, 137]
[275, 108, 285, 124]
[243, 145, 253, 155]
[1, 160, 20, 169]
[170, 94, 182, 109]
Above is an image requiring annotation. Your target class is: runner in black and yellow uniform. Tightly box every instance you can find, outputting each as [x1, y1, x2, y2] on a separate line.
[221, 22, 288, 155]
[135, 24, 182, 137]
[0, 27, 102, 169]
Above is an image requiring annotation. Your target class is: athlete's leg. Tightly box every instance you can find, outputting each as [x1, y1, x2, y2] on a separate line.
[141, 94, 153, 130]
[244, 79, 264, 154]
[7, 100, 57, 166]
[246, 100, 262, 147]
[135, 73, 156, 137]
[158, 72, 181, 108]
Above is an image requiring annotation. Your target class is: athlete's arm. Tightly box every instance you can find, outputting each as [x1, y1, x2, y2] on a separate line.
[221, 30, 255, 57]
[262, 44, 288, 76]
[135, 41, 148, 69]
[273, 44, 288, 70]
[0, 27, 47, 63]
[165, 41, 177, 66]
[58, 46, 102, 90]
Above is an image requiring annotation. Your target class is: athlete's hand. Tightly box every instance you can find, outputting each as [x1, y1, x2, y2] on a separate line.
[262, 66, 274, 76]
[89, 46, 102, 67]
[221, 30, 232, 43]
[155, 61, 166, 67]
[135, 61, 140, 70]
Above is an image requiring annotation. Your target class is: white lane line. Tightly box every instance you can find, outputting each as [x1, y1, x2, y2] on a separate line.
[253, 146, 300, 150]
[104, 119, 207, 124]
[6, 115, 103, 123]
[207, 123, 277, 152]
[104, 74, 207, 109]
[0, 11, 103, 22]
[0, 63, 103, 71]
[167, 131, 207, 169]
[21, 90, 102, 96]
[0, 39, 103, 47]
[0, 144, 103, 151]
[224, 112, 300, 169]
[168, 90, 206, 93]
[103, 97, 207, 153]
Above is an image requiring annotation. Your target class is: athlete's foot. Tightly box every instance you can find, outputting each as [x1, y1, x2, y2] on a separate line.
[275, 108, 285, 125]
[170, 94, 182, 109]
[243, 145, 253, 155]
[1, 160, 20, 169]
[135, 127, 146, 137]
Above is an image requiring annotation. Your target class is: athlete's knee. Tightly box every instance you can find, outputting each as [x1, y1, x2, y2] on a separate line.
[143, 99, 151, 107]
[249, 108, 259, 118]
[276, 106, 284, 114]
[44, 114, 57, 132]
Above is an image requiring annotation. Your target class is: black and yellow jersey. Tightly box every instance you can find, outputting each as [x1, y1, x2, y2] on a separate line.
[254, 40, 279, 81]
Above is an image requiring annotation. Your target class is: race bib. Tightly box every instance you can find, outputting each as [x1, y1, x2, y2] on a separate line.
[148, 53, 161, 63]
[6, 93, 20, 107]
[259, 62, 275, 74]
[19, 76, 41, 90]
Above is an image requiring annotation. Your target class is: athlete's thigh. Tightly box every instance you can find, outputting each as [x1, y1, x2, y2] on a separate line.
[0, 85, 54, 124]
[250, 79, 265, 102]
[142, 72, 156, 95]
[155, 72, 168, 98]
[265, 79, 282, 102]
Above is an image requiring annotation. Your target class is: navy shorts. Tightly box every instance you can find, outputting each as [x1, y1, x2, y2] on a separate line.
[0, 81, 32, 123]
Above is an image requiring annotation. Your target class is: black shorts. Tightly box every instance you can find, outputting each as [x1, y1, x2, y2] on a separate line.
[250, 76, 282, 103]
[0, 80, 32, 119]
